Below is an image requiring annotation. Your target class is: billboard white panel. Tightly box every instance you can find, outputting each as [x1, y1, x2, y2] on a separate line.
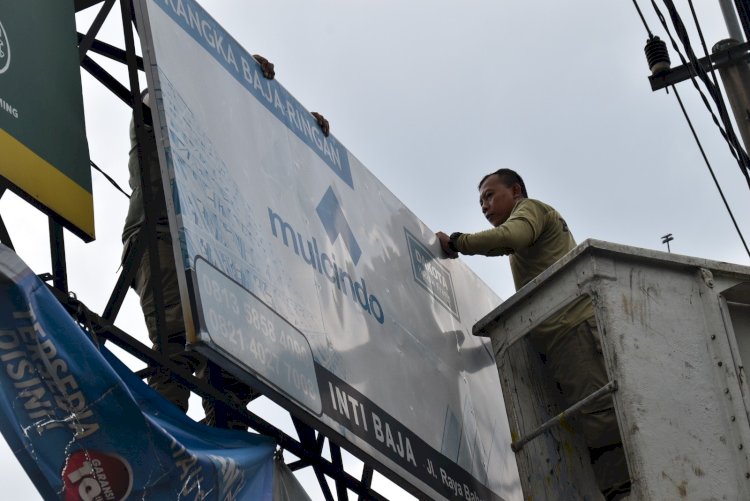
[135, 1, 521, 499]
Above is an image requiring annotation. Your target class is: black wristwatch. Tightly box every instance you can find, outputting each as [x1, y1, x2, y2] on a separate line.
[448, 232, 463, 253]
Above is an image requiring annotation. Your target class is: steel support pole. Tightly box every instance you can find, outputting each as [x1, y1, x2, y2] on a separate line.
[119, 0, 170, 359]
[78, 0, 116, 62]
[0, 215, 12, 251]
[714, 38, 750, 158]
[721, 0, 746, 42]
[293, 417, 336, 501]
[329, 443, 350, 501]
[358, 466, 374, 501]
[0, 187, 13, 251]
[49, 219, 68, 292]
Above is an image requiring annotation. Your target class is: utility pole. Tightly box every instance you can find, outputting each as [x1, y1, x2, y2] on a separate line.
[647, 2, 750, 166]
[714, 1, 750, 157]
[719, 0, 744, 41]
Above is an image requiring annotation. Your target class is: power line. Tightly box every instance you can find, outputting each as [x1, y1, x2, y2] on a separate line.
[672, 84, 750, 258]
[651, 0, 750, 189]
[686, 0, 725, 98]
[734, 0, 750, 43]
[631, 0, 750, 258]
[632, 0, 654, 37]
[685, 0, 737, 177]
[90, 160, 131, 199]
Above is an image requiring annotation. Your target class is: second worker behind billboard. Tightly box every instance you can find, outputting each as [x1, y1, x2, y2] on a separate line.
[436, 168, 630, 501]
[122, 55, 330, 430]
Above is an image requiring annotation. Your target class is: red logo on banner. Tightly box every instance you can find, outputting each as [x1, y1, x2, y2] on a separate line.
[62, 450, 133, 501]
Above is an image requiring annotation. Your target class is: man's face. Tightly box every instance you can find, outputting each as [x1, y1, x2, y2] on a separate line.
[479, 175, 520, 227]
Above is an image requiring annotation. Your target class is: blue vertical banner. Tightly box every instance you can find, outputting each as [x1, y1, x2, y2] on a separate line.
[0, 245, 276, 500]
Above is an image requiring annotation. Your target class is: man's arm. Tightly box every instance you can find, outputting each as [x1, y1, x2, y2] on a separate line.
[437, 202, 542, 258]
[455, 217, 536, 256]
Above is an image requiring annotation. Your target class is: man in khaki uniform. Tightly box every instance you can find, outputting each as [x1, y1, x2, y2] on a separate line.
[121, 89, 258, 429]
[437, 168, 629, 500]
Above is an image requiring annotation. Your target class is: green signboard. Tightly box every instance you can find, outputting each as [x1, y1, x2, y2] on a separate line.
[0, 0, 94, 241]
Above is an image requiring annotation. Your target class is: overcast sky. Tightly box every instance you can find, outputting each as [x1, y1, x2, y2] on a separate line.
[2, 1, 749, 499]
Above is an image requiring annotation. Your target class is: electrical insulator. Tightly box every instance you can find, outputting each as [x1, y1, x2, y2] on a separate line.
[645, 36, 671, 76]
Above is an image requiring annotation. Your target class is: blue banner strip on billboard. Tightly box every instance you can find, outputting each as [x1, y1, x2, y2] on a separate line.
[152, 0, 353, 189]
[0, 244, 276, 500]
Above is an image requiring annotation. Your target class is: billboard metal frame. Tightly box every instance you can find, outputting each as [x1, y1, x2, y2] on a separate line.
[0, 0, 391, 499]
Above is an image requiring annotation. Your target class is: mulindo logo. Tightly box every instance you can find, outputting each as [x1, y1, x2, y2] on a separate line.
[316, 186, 361, 265]
[0, 19, 10, 75]
[268, 186, 385, 325]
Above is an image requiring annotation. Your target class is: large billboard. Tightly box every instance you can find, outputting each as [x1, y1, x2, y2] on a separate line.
[0, 0, 94, 241]
[135, 1, 521, 499]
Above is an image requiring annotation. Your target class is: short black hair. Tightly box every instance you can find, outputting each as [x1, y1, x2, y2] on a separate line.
[478, 168, 528, 198]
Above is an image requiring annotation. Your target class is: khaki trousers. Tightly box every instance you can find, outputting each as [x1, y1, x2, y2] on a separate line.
[531, 316, 630, 492]
[131, 236, 256, 430]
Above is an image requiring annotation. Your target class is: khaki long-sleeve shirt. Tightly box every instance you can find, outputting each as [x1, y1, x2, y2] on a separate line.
[455, 197, 592, 339]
